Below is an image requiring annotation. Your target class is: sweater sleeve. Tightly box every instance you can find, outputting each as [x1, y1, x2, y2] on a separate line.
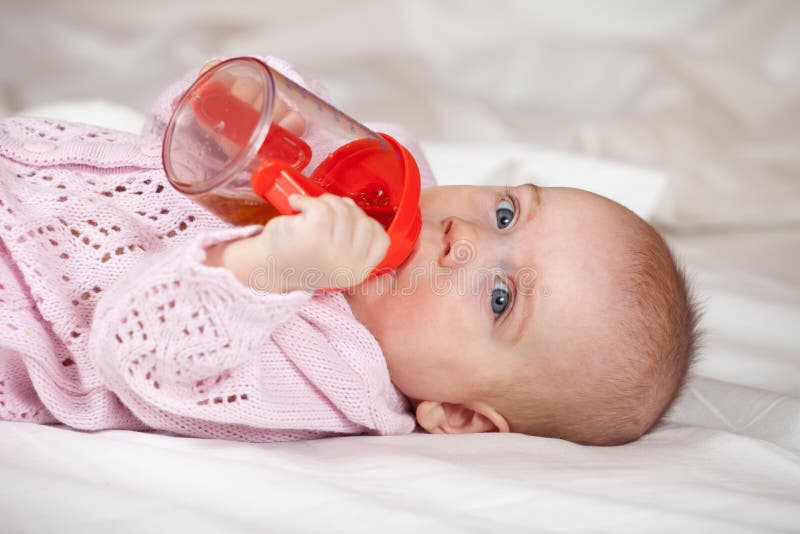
[87, 224, 315, 433]
[142, 55, 331, 140]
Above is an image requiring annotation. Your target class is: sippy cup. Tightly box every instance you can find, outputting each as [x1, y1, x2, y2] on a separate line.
[161, 56, 421, 279]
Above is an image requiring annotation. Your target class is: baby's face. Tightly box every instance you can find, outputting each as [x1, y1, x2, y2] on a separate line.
[345, 184, 632, 420]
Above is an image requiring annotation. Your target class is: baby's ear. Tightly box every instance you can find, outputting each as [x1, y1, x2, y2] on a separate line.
[415, 401, 510, 434]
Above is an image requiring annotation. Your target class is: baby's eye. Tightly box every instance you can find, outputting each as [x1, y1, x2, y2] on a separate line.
[491, 277, 511, 318]
[496, 199, 515, 229]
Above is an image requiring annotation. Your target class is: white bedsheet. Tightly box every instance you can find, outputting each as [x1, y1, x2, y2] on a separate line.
[1, 421, 798, 533]
[0, 127, 797, 533]
[2, 1, 799, 532]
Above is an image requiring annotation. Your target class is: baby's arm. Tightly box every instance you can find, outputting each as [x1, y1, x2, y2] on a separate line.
[85, 223, 308, 433]
[88, 193, 388, 437]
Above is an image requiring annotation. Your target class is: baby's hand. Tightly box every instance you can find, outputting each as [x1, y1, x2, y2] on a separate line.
[253, 194, 390, 291]
[204, 194, 388, 291]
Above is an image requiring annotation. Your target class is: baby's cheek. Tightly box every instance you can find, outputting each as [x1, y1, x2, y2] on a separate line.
[412, 283, 451, 318]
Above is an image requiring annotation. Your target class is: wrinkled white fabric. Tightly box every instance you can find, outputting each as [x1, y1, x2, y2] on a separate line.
[0, 2, 798, 532]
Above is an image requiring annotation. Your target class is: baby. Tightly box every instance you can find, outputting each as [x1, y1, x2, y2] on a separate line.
[0, 56, 699, 445]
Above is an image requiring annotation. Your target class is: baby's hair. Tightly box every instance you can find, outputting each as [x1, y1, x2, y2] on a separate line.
[502, 207, 702, 446]
[599, 231, 702, 445]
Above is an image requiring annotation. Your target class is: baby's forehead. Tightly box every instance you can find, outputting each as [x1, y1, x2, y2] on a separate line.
[543, 188, 637, 241]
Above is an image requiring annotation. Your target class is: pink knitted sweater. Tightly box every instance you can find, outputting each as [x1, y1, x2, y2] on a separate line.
[0, 57, 435, 442]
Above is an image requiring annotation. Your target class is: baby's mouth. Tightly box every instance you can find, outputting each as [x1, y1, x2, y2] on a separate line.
[393, 217, 452, 274]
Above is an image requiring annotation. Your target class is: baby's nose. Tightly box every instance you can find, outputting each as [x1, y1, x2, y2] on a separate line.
[440, 216, 479, 267]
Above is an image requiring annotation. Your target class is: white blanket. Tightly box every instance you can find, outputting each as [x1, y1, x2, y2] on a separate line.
[1, 102, 798, 534]
[2, 1, 799, 531]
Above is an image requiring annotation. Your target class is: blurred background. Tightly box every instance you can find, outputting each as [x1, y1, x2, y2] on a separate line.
[1, 0, 798, 304]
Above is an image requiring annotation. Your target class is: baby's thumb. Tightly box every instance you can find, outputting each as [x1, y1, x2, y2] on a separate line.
[287, 194, 313, 213]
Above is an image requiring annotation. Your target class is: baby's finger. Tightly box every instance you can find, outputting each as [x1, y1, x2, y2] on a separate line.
[287, 193, 309, 212]
[354, 214, 388, 251]
[287, 193, 325, 215]
[366, 237, 390, 271]
[273, 97, 291, 122]
[199, 59, 222, 77]
[326, 195, 367, 245]
[278, 110, 307, 137]
[231, 76, 260, 106]
[317, 194, 356, 219]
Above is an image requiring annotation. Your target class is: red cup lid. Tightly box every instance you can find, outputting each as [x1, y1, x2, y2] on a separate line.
[249, 133, 421, 287]
[370, 134, 421, 276]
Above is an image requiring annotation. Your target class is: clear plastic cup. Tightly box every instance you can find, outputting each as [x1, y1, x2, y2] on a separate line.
[162, 56, 421, 275]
